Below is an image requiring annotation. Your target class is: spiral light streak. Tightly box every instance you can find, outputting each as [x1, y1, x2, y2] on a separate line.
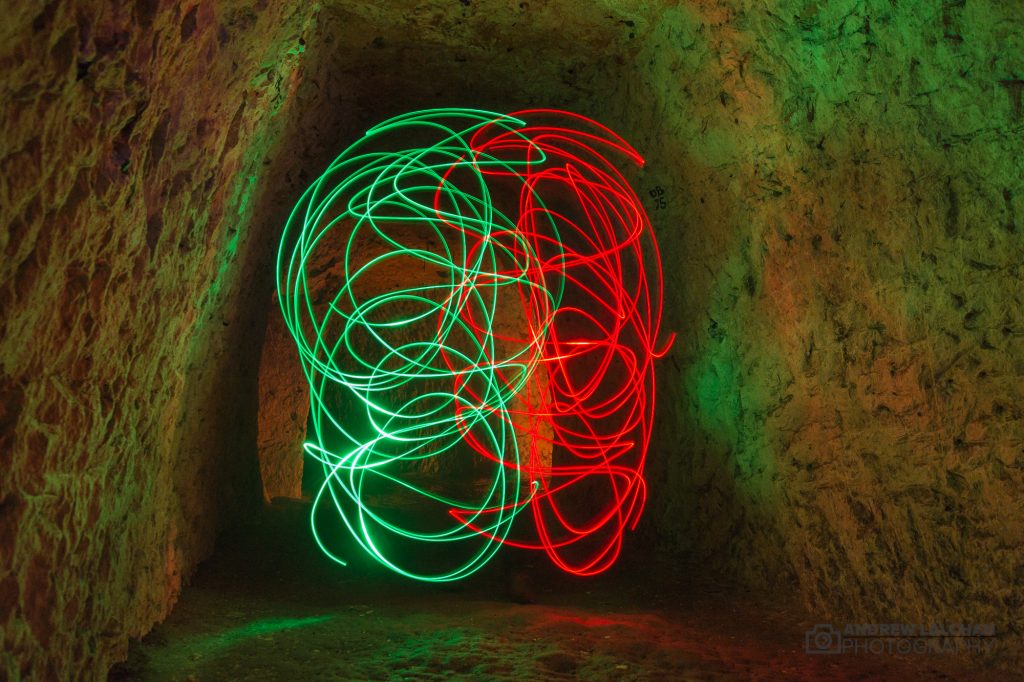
[277, 108, 672, 581]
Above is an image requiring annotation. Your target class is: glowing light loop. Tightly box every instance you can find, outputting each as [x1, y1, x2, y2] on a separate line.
[277, 108, 673, 581]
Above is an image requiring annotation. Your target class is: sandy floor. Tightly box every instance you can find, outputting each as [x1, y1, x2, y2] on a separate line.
[111, 501, 1017, 681]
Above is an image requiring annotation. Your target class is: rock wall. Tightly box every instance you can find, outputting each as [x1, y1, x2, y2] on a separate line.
[257, 297, 306, 501]
[626, 0, 1024, 647]
[0, 1, 317, 677]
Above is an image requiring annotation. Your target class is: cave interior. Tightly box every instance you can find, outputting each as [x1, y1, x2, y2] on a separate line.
[2, 0, 1023, 679]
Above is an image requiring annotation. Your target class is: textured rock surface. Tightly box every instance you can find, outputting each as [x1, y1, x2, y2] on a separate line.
[0, 1, 318, 677]
[256, 299, 306, 500]
[629, 2, 1024, 653]
[3, 0, 1023, 676]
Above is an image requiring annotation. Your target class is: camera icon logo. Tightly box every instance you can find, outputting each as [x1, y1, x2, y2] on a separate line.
[805, 623, 842, 654]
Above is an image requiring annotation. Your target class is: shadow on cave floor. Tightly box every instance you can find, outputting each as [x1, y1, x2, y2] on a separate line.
[111, 501, 1008, 682]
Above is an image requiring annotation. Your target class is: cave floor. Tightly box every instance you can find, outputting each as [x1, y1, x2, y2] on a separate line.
[112, 501, 1012, 682]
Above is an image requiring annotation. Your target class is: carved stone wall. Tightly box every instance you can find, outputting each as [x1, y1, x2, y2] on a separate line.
[0, 1, 318, 677]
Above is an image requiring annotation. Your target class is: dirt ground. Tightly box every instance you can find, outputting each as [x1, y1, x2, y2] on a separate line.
[111, 501, 1019, 681]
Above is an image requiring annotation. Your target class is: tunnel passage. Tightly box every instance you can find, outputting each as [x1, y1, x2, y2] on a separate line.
[3, 0, 1024, 677]
[253, 5, 663, 510]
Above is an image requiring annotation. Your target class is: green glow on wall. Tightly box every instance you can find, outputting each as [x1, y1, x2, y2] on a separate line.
[278, 109, 550, 581]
